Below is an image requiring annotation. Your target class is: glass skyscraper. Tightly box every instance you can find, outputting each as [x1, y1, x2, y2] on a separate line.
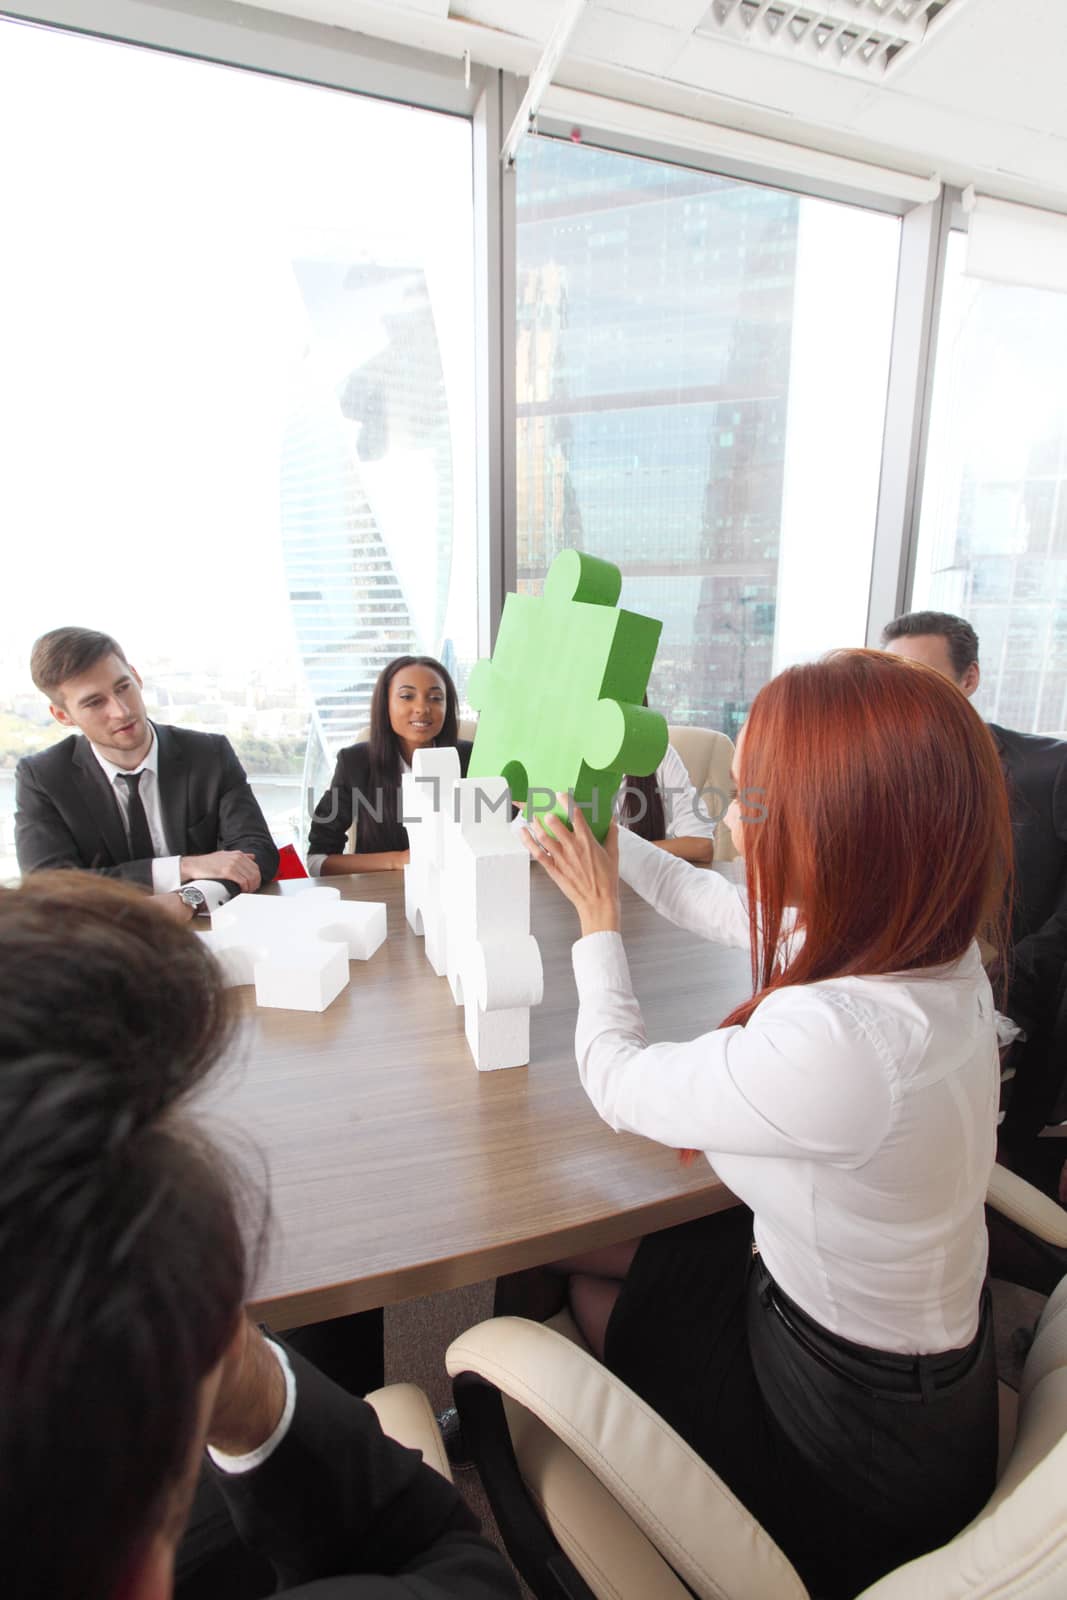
[516, 137, 799, 737]
[282, 258, 456, 802]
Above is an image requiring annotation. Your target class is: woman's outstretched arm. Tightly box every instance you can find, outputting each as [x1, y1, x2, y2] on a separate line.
[617, 826, 750, 947]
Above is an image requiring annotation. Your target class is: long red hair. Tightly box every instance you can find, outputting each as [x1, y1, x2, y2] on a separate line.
[726, 649, 1013, 1027]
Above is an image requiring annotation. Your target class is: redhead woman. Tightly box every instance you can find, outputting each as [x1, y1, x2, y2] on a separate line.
[307, 655, 471, 874]
[524, 649, 1011, 1599]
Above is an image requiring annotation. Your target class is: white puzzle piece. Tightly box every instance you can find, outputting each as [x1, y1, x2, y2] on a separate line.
[199, 886, 386, 1013]
[401, 746, 462, 976]
[405, 751, 543, 1071]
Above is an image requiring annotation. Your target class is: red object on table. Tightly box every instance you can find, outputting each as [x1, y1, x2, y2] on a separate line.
[275, 843, 308, 880]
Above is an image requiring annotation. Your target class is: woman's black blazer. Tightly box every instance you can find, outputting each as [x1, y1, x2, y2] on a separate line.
[308, 739, 473, 858]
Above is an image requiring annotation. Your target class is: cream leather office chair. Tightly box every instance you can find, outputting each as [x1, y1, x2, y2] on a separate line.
[365, 1382, 453, 1483]
[666, 723, 737, 862]
[446, 1166, 1067, 1600]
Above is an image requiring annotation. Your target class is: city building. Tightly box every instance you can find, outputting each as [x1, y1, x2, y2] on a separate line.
[282, 258, 457, 802]
[516, 138, 796, 737]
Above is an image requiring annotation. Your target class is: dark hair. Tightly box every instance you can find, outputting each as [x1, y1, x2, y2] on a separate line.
[619, 694, 667, 841]
[619, 772, 667, 841]
[0, 874, 248, 1600]
[361, 655, 460, 853]
[881, 610, 979, 680]
[30, 626, 129, 700]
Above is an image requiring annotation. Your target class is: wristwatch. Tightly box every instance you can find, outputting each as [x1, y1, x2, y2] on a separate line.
[178, 886, 209, 915]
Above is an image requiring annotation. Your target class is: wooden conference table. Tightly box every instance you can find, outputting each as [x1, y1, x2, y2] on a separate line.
[198, 866, 751, 1330]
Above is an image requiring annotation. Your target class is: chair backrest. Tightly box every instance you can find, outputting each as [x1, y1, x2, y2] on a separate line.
[667, 724, 737, 862]
[448, 1311, 809, 1600]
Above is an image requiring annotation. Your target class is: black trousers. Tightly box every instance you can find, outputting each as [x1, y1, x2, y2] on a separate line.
[605, 1207, 998, 1600]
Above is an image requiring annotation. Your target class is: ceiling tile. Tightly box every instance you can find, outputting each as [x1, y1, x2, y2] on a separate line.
[449, 0, 561, 42]
[571, 9, 689, 76]
[592, 0, 710, 26]
[888, 30, 1026, 117]
[1003, 134, 1067, 193]
[849, 92, 1033, 177]
[883, 0, 1067, 136]
[668, 34, 874, 125]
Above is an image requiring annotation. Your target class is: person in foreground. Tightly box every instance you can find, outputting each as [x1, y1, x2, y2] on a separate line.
[523, 649, 1010, 1600]
[307, 655, 471, 875]
[15, 626, 278, 918]
[0, 872, 518, 1600]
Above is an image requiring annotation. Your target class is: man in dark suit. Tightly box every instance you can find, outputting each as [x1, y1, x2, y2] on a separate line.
[15, 626, 278, 917]
[883, 611, 1067, 1185]
[0, 873, 517, 1600]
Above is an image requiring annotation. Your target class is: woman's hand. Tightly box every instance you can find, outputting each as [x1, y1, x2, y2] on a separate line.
[522, 793, 621, 937]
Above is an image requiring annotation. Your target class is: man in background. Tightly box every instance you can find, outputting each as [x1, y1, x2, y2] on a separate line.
[15, 625, 278, 916]
[883, 610, 1067, 1192]
[0, 872, 517, 1600]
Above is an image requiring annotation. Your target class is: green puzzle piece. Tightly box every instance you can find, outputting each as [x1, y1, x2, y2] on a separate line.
[467, 550, 668, 842]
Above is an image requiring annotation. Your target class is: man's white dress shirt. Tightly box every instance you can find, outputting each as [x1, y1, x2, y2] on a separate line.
[571, 827, 1000, 1355]
[89, 728, 229, 910]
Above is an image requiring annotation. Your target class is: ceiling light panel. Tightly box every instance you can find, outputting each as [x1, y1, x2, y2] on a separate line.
[695, 0, 973, 77]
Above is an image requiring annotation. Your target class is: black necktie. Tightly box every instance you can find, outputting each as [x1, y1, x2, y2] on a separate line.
[117, 771, 155, 862]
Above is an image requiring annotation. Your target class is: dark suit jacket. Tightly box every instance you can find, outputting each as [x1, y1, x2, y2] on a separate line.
[309, 740, 473, 859]
[989, 723, 1067, 1138]
[14, 724, 279, 893]
[210, 1346, 517, 1598]
[991, 723, 1067, 1032]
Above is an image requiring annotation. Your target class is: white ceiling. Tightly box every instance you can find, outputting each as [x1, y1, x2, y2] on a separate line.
[229, 0, 1067, 210]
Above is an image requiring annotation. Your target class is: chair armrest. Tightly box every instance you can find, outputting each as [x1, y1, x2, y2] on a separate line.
[986, 1163, 1067, 1248]
[446, 1316, 807, 1600]
[365, 1382, 452, 1483]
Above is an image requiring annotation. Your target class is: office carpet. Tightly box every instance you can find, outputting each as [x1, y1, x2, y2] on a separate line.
[384, 1280, 534, 1594]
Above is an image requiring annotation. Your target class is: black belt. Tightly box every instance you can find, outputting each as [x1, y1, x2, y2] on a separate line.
[751, 1251, 991, 1404]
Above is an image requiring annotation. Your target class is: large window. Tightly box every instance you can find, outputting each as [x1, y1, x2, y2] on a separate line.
[913, 232, 1067, 734]
[0, 18, 476, 876]
[515, 136, 900, 738]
